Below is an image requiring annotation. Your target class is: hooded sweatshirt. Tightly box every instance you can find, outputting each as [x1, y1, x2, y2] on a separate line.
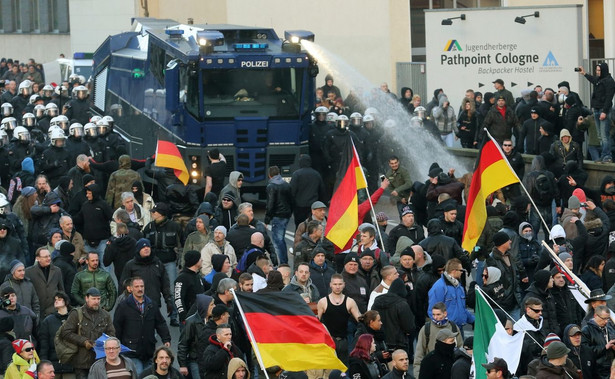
[227, 357, 250, 379]
[432, 95, 457, 134]
[219, 171, 243, 207]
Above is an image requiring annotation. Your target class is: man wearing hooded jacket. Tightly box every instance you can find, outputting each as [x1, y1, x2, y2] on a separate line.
[580, 63, 615, 163]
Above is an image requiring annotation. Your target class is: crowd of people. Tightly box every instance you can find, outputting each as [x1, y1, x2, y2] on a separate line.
[0, 54, 615, 379]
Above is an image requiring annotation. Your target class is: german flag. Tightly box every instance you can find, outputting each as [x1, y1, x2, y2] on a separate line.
[154, 140, 189, 185]
[461, 137, 520, 252]
[234, 291, 347, 371]
[325, 136, 367, 249]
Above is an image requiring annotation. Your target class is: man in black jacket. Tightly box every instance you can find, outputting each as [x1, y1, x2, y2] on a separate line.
[264, 166, 292, 265]
[387, 208, 425, 254]
[290, 155, 326, 229]
[581, 305, 615, 378]
[580, 62, 615, 163]
[382, 349, 410, 379]
[119, 238, 175, 324]
[177, 294, 213, 378]
[113, 277, 171, 375]
[142, 202, 182, 326]
[419, 219, 471, 272]
[73, 183, 113, 268]
[174, 250, 205, 324]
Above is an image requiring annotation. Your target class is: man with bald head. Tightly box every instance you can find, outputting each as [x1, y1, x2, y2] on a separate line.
[382, 349, 410, 379]
[236, 232, 272, 274]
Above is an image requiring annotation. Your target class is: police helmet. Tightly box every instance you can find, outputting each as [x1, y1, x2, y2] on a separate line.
[410, 116, 423, 128]
[337, 115, 349, 130]
[414, 106, 427, 119]
[0, 103, 13, 117]
[50, 128, 67, 147]
[45, 103, 59, 118]
[47, 125, 61, 140]
[1, 117, 17, 131]
[22, 113, 36, 129]
[84, 122, 98, 138]
[110, 104, 123, 118]
[68, 74, 79, 85]
[350, 112, 363, 127]
[364, 107, 380, 117]
[54, 85, 68, 97]
[34, 104, 46, 119]
[96, 119, 110, 136]
[42, 85, 54, 98]
[55, 115, 69, 132]
[0, 193, 9, 211]
[69, 123, 84, 138]
[13, 126, 30, 143]
[89, 115, 102, 124]
[362, 114, 374, 129]
[315, 106, 329, 122]
[18, 80, 32, 96]
[0, 130, 8, 147]
[29, 94, 42, 105]
[326, 112, 338, 127]
[74, 86, 88, 100]
[102, 115, 114, 129]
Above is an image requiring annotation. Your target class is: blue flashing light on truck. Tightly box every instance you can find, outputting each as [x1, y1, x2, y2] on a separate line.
[90, 18, 319, 190]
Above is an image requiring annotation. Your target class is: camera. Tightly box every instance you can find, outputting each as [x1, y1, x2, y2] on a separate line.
[380, 174, 386, 181]
[580, 202, 587, 207]
[574, 67, 581, 72]
[1, 296, 10, 308]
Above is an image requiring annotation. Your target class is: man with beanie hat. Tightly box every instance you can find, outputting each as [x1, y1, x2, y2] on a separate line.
[526, 332, 562, 375]
[1, 260, 40, 316]
[201, 225, 237, 277]
[387, 207, 425, 256]
[214, 192, 238, 231]
[308, 246, 335, 300]
[113, 276, 171, 375]
[486, 231, 526, 319]
[535, 341, 579, 378]
[523, 269, 560, 335]
[341, 253, 369, 313]
[174, 250, 205, 323]
[120, 238, 175, 324]
[517, 107, 553, 154]
[0, 286, 37, 342]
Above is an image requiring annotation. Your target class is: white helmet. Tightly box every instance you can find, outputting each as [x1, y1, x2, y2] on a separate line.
[1, 103, 13, 117]
[54, 85, 68, 97]
[1, 117, 17, 131]
[13, 126, 30, 142]
[75, 85, 88, 100]
[29, 94, 42, 105]
[47, 125, 62, 140]
[68, 74, 79, 85]
[42, 85, 54, 98]
[55, 115, 69, 132]
[0, 130, 8, 147]
[90, 115, 102, 124]
[84, 122, 98, 138]
[96, 119, 110, 136]
[18, 80, 32, 96]
[78, 75, 86, 85]
[45, 103, 59, 117]
[337, 115, 349, 130]
[364, 107, 380, 116]
[69, 123, 84, 138]
[314, 106, 328, 122]
[102, 115, 114, 129]
[362, 114, 374, 129]
[410, 116, 423, 128]
[110, 103, 123, 118]
[50, 128, 67, 147]
[326, 112, 338, 127]
[350, 112, 363, 127]
[414, 106, 427, 119]
[22, 113, 36, 129]
[34, 104, 46, 119]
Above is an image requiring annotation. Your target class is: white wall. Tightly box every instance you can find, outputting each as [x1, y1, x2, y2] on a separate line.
[68, 0, 138, 54]
[0, 34, 71, 63]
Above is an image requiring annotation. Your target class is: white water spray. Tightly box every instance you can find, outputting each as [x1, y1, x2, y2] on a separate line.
[302, 40, 469, 179]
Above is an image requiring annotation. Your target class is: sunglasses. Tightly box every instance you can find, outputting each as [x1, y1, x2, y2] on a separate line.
[529, 307, 543, 314]
[222, 198, 232, 202]
[23, 347, 34, 352]
[502, 144, 513, 147]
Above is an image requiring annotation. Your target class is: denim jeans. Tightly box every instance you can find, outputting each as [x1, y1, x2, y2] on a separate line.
[131, 357, 152, 376]
[441, 132, 455, 147]
[163, 261, 178, 321]
[529, 205, 552, 240]
[594, 109, 612, 160]
[85, 239, 109, 272]
[271, 217, 289, 264]
[188, 361, 202, 379]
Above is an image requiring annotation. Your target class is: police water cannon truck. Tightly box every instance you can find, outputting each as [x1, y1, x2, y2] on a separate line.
[90, 18, 319, 189]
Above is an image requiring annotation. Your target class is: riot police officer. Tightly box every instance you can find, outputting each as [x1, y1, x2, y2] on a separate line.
[39, 128, 71, 188]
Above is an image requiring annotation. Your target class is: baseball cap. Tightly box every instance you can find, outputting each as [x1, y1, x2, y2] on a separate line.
[481, 357, 508, 373]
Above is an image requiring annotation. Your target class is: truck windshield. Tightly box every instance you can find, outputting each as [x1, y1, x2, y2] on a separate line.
[201, 68, 305, 119]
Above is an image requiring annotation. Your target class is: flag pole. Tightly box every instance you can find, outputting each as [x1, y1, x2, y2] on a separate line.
[476, 286, 546, 353]
[230, 289, 270, 379]
[350, 138, 386, 251]
[482, 129, 552, 235]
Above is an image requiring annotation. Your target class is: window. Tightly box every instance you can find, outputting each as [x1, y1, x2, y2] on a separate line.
[0, 0, 69, 34]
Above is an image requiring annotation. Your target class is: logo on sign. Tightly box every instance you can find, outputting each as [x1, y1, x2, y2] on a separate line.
[543, 51, 559, 67]
[443, 40, 462, 52]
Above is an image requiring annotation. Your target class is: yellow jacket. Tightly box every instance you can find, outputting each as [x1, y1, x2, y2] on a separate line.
[4, 352, 40, 379]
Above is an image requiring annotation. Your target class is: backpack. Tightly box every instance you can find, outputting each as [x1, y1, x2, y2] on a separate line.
[534, 173, 552, 203]
[54, 307, 83, 364]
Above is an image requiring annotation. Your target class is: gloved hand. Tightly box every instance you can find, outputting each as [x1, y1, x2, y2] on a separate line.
[28, 363, 37, 373]
[84, 340, 94, 350]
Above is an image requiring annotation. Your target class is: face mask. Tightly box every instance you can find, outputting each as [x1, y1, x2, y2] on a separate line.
[432, 317, 449, 327]
[523, 232, 533, 240]
[606, 186, 615, 195]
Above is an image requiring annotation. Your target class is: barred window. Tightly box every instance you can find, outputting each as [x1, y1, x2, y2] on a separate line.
[0, 0, 69, 34]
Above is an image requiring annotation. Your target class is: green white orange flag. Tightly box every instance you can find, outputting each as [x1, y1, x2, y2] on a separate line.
[234, 291, 347, 371]
[473, 287, 524, 378]
[461, 136, 520, 252]
[325, 136, 367, 249]
[154, 140, 189, 185]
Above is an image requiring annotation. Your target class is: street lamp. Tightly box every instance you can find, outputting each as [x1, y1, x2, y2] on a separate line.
[441, 14, 466, 26]
[514, 11, 540, 24]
